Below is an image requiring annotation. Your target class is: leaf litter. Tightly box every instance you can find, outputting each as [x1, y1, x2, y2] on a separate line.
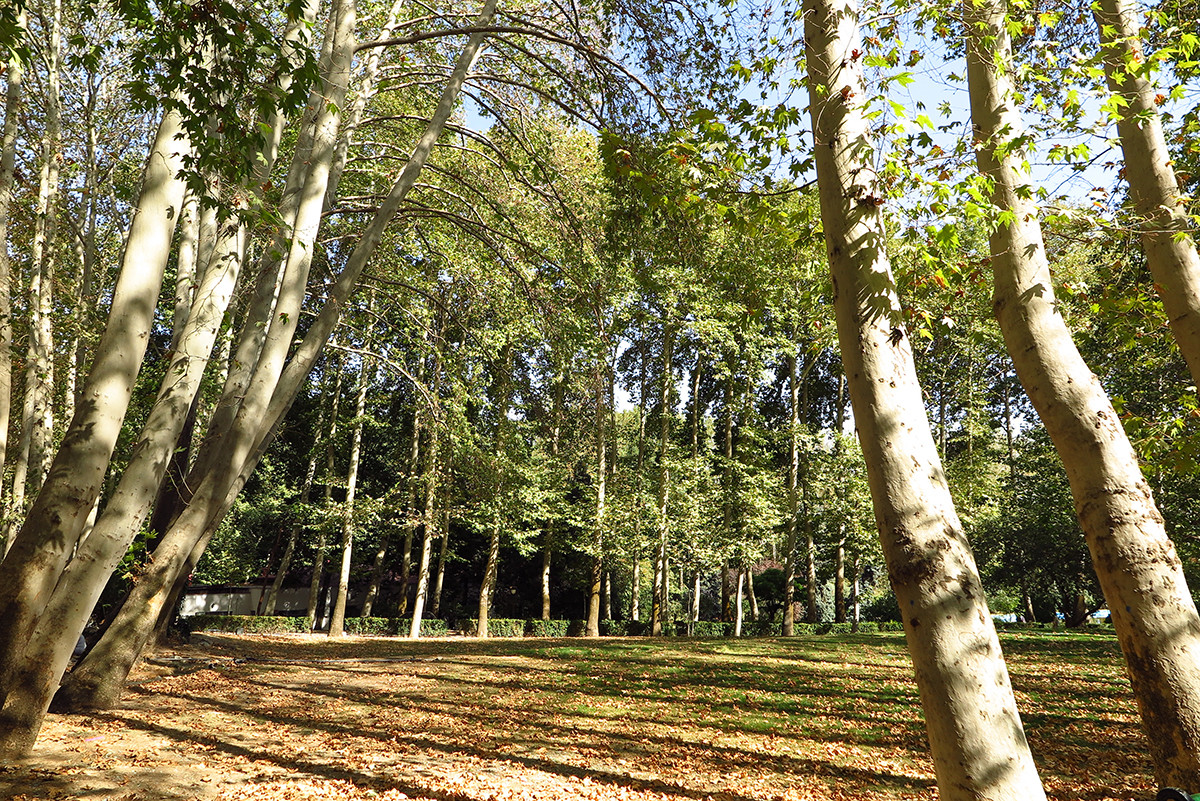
[0, 631, 1154, 801]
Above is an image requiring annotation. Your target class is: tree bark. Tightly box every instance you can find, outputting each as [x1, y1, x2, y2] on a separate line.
[307, 357, 343, 630]
[1094, 0, 1200, 386]
[967, 0, 1200, 787]
[329, 354, 369, 637]
[54, 0, 494, 711]
[783, 354, 799, 636]
[0, 13, 23, 554]
[409, 329, 443, 639]
[651, 323, 674, 636]
[803, 0, 1046, 795]
[586, 366, 607, 638]
[0, 109, 192, 749]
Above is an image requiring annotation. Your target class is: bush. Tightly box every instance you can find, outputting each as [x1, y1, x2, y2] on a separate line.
[750, 619, 780, 636]
[692, 620, 733, 637]
[792, 622, 817, 636]
[479, 618, 525, 637]
[601, 619, 646, 636]
[184, 615, 309, 635]
[879, 621, 904, 632]
[398, 617, 448, 637]
[343, 617, 400, 636]
[566, 619, 587, 637]
[817, 622, 854, 635]
[853, 621, 879, 634]
[527, 619, 570, 637]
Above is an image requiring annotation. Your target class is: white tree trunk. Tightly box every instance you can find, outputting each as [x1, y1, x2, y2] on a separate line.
[1094, 0, 1200, 386]
[329, 355, 369, 637]
[55, 0, 495, 712]
[967, 0, 1200, 786]
[803, 0, 1045, 796]
[0, 107, 192, 757]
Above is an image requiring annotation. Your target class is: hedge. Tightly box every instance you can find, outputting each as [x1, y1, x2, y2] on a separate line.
[460, 618, 526, 637]
[183, 615, 309, 634]
[600, 619, 647, 636]
[527, 619, 570, 637]
[691, 621, 733, 637]
[342, 617, 448, 637]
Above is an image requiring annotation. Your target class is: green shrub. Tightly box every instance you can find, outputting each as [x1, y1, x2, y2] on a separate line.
[692, 620, 733, 637]
[600, 619, 647, 636]
[462, 618, 524, 637]
[879, 621, 904, 632]
[566, 619, 587, 637]
[409, 617, 448, 637]
[792, 622, 817, 636]
[853, 621, 879, 634]
[184, 615, 309, 634]
[744, 619, 778, 636]
[343, 617, 400, 636]
[527, 619, 570, 637]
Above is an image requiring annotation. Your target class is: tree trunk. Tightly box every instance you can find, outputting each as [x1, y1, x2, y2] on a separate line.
[1094, 0, 1200, 386]
[834, 526, 846, 623]
[0, 110, 192, 751]
[307, 354, 344, 630]
[586, 366, 607, 638]
[651, 324, 674, 636]
[967, 0, 1200, 786]
[783, 354, 799, 636]
[803, 0, 1046, 795]
[746, 565, 758, 622]
[397, 406, 422, 616]
[733, 569, 744, 637]
[329, 355, 370, 637]
[0, 13, 23, 553]
[690, 571, 700, 624]
[430, 502, 449, 619]
[53, 0, 493, 713]
[409, 335, 443, 639]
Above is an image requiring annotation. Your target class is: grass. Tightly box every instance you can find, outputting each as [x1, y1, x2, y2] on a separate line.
[2, 630, 1154, 801]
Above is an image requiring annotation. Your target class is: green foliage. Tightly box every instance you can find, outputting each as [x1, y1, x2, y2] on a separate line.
[460, 619, 526, 638]
[527, 619, 571, 637]
[599, 619, 648, 636]
[692, 621, 733, 637]
[184, 615, 309, 634]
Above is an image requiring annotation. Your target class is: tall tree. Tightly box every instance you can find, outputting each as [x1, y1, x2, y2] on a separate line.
[802, 0, 1046, 795]
[966, 0, 1200, 786]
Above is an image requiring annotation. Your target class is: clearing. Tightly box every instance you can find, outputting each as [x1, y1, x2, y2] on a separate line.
[0, 631, 1152, 801]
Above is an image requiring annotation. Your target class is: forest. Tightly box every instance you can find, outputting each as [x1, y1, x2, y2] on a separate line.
[0, 0, 1199, 797]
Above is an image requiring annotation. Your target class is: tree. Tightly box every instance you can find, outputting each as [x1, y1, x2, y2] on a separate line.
[802, 0, 1045, 795]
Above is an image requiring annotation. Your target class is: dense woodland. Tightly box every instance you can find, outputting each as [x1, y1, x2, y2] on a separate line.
[1, 0, 1199, 797]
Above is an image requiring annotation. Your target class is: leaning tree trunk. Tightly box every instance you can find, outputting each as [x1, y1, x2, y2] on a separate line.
[1094, 0, 1200, 387]
[967, 0, 1200, 786]
[802, 0, 1046, 796]
[54, 0, 495, 712]
[0, 109, 192, 747]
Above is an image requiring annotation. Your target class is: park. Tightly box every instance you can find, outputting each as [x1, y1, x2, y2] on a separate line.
[1, 0, 1199, 798]
[0, 630, 1156, 800]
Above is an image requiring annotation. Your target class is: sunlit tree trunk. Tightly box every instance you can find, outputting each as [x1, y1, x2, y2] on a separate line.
[265, 395, 325, 616]
[0, 106, 192, 757]
[1094, 0, 1200, 387]
[733, 569, 744, 637]
[0, 16, 21, 551]
[803, 0, 1045, 795]
[307, 356, 343, 630]
[651, 323, 673, 636]
[329, 355, 369, 637]
[586, 366, 607, 637]
[410, 330, 443, 639]
[55, 0, 493, 711]
[783, 354, 799, 636]
[968, 0, 1200, 786]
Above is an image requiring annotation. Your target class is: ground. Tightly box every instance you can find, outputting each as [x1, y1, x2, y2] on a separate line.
[0, 631, 1154, 801]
